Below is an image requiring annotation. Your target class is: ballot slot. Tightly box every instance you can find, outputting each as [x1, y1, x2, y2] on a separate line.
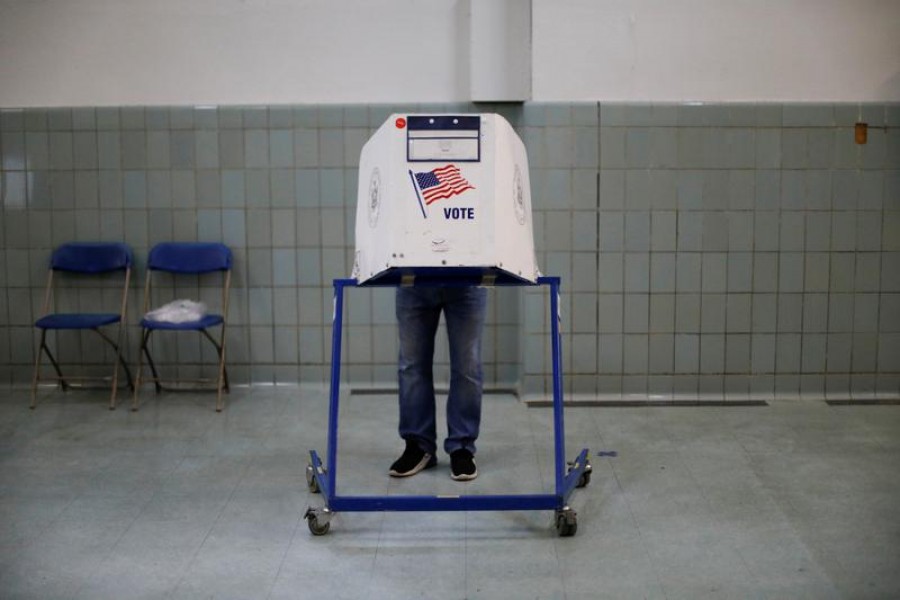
[407, 115, 481, 162]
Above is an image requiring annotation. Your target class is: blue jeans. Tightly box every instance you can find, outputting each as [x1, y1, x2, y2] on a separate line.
[396, 286, 488, 456]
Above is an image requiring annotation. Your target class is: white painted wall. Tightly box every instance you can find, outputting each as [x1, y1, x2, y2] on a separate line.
[1, 0, 898, 107]
[533, 0, 900, 102]
[0, 0, 468, 107]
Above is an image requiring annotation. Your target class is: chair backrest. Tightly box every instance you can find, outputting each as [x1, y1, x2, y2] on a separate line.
[147, 242, 232, 274]
[51, 242, 133, 273]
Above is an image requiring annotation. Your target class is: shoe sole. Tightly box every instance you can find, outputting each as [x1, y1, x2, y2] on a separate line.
[450, 466, 478, 481]
[389, 454, 436, 478]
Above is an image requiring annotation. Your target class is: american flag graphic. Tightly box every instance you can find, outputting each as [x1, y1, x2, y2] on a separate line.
[413, 164, 474, 205]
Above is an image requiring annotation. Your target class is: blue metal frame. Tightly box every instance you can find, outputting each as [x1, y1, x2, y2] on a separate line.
[308, 276, 589, 518]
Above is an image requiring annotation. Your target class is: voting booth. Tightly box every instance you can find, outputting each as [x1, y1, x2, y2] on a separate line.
[304, 114, 591, 538]
[352, 113, 539, 285]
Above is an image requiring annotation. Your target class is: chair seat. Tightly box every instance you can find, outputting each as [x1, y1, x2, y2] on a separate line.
[36, 313, 121, 329]
[140, 314, 225, 331]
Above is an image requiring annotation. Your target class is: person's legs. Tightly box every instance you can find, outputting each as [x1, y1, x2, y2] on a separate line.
[442, 287, 487, 456]
[396, 287, 442, 455]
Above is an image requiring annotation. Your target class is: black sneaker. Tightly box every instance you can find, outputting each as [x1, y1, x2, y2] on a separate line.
[389, 440, 436, 477]
[450, 449, 478, 481]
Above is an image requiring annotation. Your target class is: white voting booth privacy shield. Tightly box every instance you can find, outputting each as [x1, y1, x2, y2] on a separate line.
[352, 113, 539, 285]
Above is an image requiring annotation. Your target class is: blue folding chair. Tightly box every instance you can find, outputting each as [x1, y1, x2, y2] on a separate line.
[133, 242, 233, 412]
[31, 242, 134, 410]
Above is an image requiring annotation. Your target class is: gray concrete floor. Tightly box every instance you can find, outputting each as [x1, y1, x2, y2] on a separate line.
[1, 384, 899, 599]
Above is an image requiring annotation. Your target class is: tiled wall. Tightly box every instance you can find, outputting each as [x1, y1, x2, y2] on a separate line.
[523, 103, 899, 401]
[1, 102, 898, 400]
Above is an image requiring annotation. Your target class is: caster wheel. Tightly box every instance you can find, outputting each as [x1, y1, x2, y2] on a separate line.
[568, 459, 593, 488]
[555, 508, 577, 537]
[576, 470, 591, 488]
[304, 507, 332, 536]
[307, 516, 330, 536]
[577, 461, 593, 488]
[305, 464, 320, 493]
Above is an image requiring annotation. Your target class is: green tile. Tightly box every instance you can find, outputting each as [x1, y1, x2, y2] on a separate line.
[120, 106, 145, 130]
[24, 109, 48, 131]
[782, 104, 834, 126]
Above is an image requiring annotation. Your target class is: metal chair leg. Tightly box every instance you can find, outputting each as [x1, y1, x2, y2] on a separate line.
[30, 330, 46, 409]
[202, 328, 229, 411]
[215, 337, 227, 413]
[132, 329, 146, 411]
[93, 328, 132, 410]
[42, 341, 67, 389]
